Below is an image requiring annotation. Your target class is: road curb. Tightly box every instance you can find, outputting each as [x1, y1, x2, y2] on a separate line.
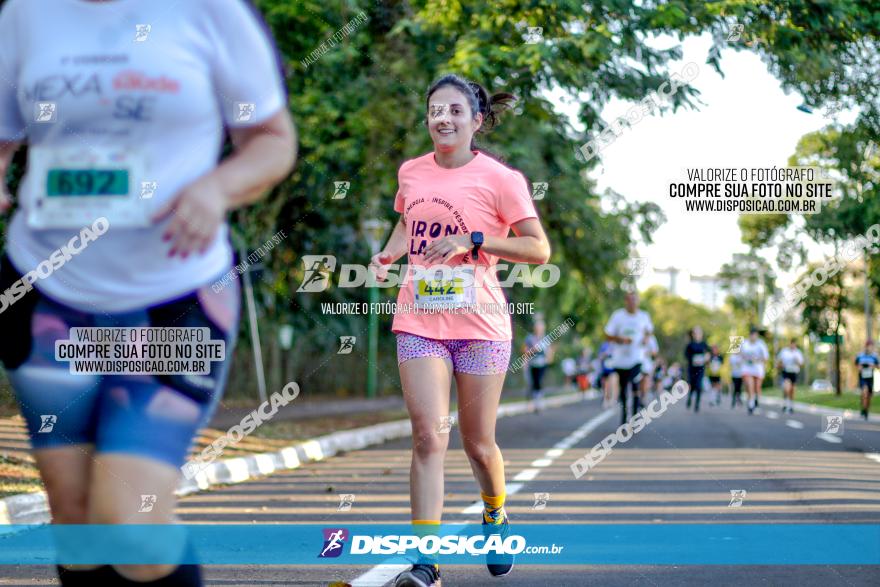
[0, 389, 596, 525]
[760, 395, 879, 422]
[0, 491, 50, 525]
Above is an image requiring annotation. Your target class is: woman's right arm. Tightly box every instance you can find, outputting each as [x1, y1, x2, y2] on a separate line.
[380, 216, 408, 261]
[369, 216, 408, 281]
[0, 141, 21, 213]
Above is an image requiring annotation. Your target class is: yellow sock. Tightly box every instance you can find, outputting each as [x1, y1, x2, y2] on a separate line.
[412, 519, 441, 529]
[481, 492, 506, 524]
[412, 520, 441, 567]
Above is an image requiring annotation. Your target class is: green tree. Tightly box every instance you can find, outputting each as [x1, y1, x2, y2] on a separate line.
[3, 0, 878, 398]
[797, 257, 857, 394]
[641, 286, 735, 365]
[718, 252, 779, 328]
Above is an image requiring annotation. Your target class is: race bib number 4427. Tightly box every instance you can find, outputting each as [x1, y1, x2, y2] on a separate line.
[413, 265, 476, 308]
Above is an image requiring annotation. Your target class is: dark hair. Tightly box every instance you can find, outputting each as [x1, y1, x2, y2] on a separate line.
[425, 74, 517, 153]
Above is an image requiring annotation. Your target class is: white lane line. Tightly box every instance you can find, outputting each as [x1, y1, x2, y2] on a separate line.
[513, 469, 540, 482]
[816, 432, 843, 444]
[351, 562, 413, 586]
[350, 406, 615, 586]
[766, 411, 779, 420]
[785, 420, 804, 429]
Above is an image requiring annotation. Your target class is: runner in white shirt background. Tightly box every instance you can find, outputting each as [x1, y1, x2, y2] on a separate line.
[740, 328, 770, 415]
[776, 338, 805, 414]
[729, 351, 745, 408]
[640, 333, 659, 409]
[561, 356, 577, 390]
[604, 290, 654, 425]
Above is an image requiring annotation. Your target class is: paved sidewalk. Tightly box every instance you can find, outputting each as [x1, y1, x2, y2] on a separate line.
[0, 395, 410, 465]
[209, 395, 405, 429]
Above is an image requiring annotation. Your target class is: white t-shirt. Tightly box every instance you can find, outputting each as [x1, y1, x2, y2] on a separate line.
[729, 353, 743, 377]
[0, 0, 286, 312]
[777, 347, 804, 373]
[604, 308, 653, 370]
[708, 354, 722, 376]
[641, 334, 658, 372]
[739, 338, 769, 377]
[642, 334, 658, 362]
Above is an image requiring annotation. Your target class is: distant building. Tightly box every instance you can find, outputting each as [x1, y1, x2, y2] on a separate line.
[644, 267, 725, 310]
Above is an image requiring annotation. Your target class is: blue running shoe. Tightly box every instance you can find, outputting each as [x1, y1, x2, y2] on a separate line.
[482, 511, 514, 577]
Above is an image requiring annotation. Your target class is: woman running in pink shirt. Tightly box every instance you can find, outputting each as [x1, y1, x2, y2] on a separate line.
[370, 74, 551, 587]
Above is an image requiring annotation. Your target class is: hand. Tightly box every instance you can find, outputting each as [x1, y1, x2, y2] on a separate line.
[620, 336, 633, 344]
[423, 234, 471, 264]
[152, 173, 228, 258]
[369, 251, 394, 282]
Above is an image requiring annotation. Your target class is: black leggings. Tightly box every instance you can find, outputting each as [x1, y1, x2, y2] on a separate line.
[687, 367, 705, 411]
[615, 365, 642, 424]
[731, 377, 743, 406]
[529, 365, 547, 398]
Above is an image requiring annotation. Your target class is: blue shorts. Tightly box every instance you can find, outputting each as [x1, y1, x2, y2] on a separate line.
[0, 255, 240, 468]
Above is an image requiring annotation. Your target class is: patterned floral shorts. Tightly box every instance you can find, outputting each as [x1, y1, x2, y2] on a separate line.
[396, 332, 512, 375]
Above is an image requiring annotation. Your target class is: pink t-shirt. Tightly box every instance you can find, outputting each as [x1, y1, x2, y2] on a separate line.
[390, 151, 539, 341]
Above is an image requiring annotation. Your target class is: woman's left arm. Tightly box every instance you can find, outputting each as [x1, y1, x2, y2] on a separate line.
[154, 109, 297, 257]
[480, 218, 551, 264]
[423, 217, 551, 265]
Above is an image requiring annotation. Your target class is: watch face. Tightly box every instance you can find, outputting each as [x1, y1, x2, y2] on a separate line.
[472, 232, 484, 245]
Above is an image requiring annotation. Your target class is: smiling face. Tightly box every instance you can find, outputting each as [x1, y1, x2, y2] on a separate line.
[426, 85, 483, 154]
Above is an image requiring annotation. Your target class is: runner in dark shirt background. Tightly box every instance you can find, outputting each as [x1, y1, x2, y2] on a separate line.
[684, 326, 710, 413]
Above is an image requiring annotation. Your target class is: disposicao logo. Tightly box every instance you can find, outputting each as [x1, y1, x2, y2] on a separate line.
[319, 528, 348, 558]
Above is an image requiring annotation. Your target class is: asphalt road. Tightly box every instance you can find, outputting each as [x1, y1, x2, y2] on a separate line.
[2, 390, 879, 586]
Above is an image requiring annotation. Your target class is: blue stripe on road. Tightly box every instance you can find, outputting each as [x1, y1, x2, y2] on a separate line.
[0, 524, 877, 565]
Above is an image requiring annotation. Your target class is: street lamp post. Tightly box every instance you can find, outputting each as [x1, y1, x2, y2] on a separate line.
[858, 143, 878, 343]
[279, 324, 294, 384]
[237, 241, 268, 404]
[866, 249, 873, 342]
[361, 218, 390, 399]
